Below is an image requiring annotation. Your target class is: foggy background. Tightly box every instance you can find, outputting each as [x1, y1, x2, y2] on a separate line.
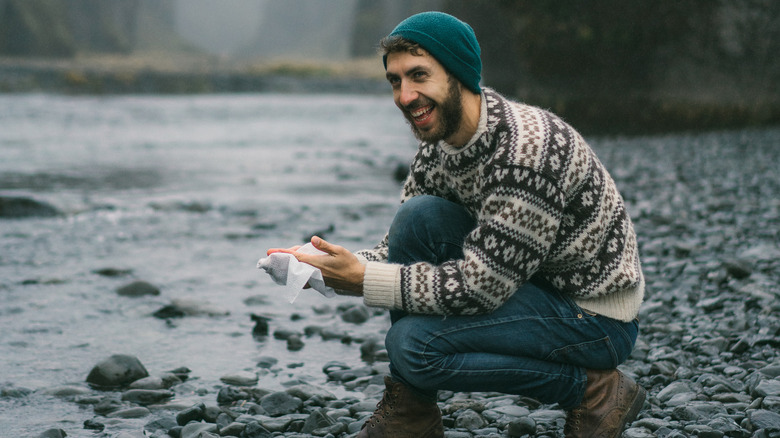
[0, 0, 778, 134]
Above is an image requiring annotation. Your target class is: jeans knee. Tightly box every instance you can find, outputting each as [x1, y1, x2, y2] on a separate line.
[386, 319, 429, 383]
[386, 318, 449, 391]
[389, 195, 436, 237]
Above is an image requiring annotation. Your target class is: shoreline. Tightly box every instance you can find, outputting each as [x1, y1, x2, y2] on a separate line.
[2, 54, 779, 136]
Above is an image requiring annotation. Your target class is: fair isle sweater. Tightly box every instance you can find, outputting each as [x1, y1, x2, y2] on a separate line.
[357, 88, 644, 322]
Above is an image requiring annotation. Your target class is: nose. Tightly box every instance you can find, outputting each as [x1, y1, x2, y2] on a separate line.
[397, 81, 418, 107]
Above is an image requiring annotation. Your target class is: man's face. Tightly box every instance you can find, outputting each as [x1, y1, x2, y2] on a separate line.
[385, 50, 463, 144]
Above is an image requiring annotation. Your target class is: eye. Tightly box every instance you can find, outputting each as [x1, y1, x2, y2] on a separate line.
[412, 71, 428, 81]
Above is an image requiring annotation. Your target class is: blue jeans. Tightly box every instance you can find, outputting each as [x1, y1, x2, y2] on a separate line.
[384, 195, 638, 409]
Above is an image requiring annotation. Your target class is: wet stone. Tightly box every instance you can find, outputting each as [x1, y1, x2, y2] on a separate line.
[301, 407, 336, 434]
[116, 280, 160, 297]
[86, 354, 149, 388]
[220, 371, 258, 386]
[144, 416, 177, 433]
[0, 196, 60, 218]
[176, 402, 205, 426]
[180, 422, 217, 438]
[748, 410, 780, 432]
[259, 391, 302, 417]
[455, 408, 487, 430]
[121, 389, 174, 405]
[107, 406, 151, 418]
[38, 429, 67, 438]
[505, 415, 536, 437]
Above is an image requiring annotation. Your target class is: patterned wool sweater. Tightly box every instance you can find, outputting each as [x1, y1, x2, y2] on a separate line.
[357, 88, 644, 322]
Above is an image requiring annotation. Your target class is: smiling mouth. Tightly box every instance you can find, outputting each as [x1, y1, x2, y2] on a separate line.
[409, 105, 434, 125]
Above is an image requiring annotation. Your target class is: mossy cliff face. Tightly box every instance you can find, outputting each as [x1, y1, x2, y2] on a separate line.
[0, 0, 75, 57]
[0, 0, 173, 57]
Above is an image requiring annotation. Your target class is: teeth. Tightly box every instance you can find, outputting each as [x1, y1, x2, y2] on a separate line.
[411, 106, 431, 118]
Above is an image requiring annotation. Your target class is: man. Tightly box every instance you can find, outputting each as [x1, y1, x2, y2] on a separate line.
[267, 11, 646, 438]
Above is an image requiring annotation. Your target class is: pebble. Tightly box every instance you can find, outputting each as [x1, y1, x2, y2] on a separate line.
[220, 371, 259, 386]
[116, 280, 160, 297]
[121, 389, 174, 405]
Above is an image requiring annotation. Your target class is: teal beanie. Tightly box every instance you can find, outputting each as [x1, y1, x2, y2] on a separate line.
[383, 12, 482, 94]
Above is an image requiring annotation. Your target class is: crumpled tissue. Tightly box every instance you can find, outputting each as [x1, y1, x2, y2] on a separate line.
[256, 243, 336, 303]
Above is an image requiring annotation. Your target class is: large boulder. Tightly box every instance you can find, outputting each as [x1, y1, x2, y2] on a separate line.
[0, 196, 60, 218]
[86, 354, 149, 388]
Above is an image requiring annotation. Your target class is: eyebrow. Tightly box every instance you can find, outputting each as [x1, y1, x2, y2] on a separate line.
[386, 65, 429, 81]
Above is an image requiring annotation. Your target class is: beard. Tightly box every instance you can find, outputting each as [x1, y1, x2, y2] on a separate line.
[403, 77, 463, 144]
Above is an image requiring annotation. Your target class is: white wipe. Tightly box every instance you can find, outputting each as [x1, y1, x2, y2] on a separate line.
[256, 243, 336, 303]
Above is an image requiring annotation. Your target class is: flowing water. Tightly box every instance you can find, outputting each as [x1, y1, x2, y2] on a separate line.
[0, 92, 415, 435]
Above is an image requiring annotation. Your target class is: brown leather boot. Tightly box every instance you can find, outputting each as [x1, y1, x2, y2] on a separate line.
[564, 369, 646, 438]
[357, 376, 444, 438]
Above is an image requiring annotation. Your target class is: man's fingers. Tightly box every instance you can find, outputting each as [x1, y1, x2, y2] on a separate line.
[310, 236, 336, 255]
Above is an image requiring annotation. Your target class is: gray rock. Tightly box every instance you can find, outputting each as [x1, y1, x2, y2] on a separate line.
[144, 415, 178, 433]
[671, 402, 728, 421]
[38, 429, 67, 438]
[180, 422, 217, 438]
[723, 259, 753, 279]
[121, 389, 174, 405]
[285, 383, 336, 401]
[748, 410, 780, 432]
[528, 409, 566, 423]
[259, 391, 302, 416]
[763, 396, 780, 412]
[86, 354, 149, 388]
[340, 305, 370, 324]
[286, 334, 305, 351]
[623, 427, 657, 438]
[116, 280, 160, 297]
[217, 386, 250, 405]
[634, 417, 673, 431]
[0, 196, 60, 218]
[41, 385, 91, 397]
[239, 421, 272, 437]
[656, 381, 696, 403]
[312, 421, 347, 436]
[349, 399, 379, 416]
[218, 422, 245, 436]
[176, 402, 205, 426]
[258, 415, 295, 432]
[255, 356, 278, 369]
[455, 408, 487, 430]
[301, 408, 336, 434]
[707, 417, 745, 435]
[754, 379, 780, 397]
[506, 416, 536, 437]
[220, 371, 258, 386]
[129, 373, 181, 390]
[107, 406, 151, 418]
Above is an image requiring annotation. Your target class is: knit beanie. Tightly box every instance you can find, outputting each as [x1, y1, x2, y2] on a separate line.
[383, 11, 482, 94]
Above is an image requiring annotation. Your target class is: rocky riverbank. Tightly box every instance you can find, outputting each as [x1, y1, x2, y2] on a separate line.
[2, 54, 777, 136]
[1, 106, 779, 436]
[0, 54, 388, 95]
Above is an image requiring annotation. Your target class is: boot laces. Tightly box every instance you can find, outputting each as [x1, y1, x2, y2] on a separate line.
[365, 385, 399, 428]
[564, 408, 583, 435]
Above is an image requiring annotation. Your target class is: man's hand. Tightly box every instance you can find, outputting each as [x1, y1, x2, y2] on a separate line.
[267, 236, 364, 295]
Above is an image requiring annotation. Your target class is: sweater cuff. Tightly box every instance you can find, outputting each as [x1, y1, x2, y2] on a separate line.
[362, 262, 402, 310]
[354, 253, 369, 265]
